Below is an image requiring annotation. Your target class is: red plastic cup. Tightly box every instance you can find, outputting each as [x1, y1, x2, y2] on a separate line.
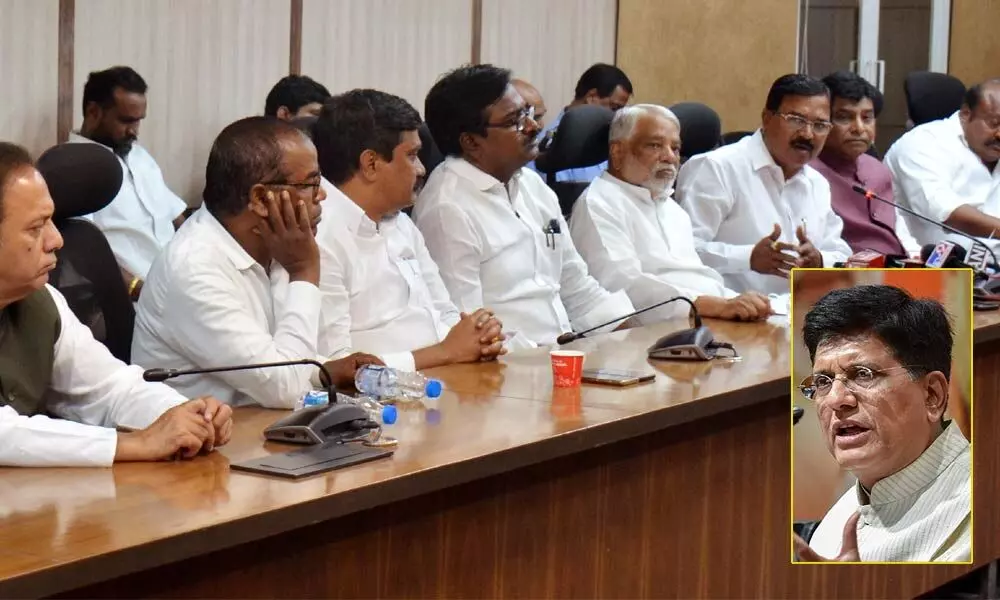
[550, 350, 585, 387]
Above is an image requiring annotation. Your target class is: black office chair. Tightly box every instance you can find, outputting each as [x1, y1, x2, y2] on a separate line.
[417, 123, 445, 177]
[904, 71, 966, 126]
[534, 104, 613, 216]
[36, 143, 134, 363]
[721, 130, 753, 146]
[669, 102, 721, 161]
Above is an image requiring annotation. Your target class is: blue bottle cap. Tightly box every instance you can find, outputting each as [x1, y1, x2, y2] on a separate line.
[425, 379, 443, 398]
[381, 405, 398, 425]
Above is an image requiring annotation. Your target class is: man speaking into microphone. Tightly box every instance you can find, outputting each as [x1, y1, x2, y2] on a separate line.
[794, 285, 970, 562]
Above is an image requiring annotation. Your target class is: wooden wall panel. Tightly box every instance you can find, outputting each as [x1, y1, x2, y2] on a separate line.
[617, 0, 799, 133]
[73, 0, 291, 203]
[0, 0, 60, 156]
[480, 0, 618, 118]
[300, 0, 473, 116]
[948, 0, 1000, 85]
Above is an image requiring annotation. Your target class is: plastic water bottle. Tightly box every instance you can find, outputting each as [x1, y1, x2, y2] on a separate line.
[293, 390, 329, 411]
[336, 393, 398, 425]
[354, 365, 443, 402]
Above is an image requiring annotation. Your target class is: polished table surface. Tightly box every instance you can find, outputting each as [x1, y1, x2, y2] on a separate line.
[0, 312, 997, 598]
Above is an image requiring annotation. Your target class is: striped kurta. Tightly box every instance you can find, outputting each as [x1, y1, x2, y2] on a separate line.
[808, 421, 971, 562]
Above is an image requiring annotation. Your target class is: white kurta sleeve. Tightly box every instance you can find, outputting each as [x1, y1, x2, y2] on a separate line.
[416, 201, 486, 314]
[887, 144, 985, 222]
[0, 287, 187, 467]
[676, 157, 755, 273]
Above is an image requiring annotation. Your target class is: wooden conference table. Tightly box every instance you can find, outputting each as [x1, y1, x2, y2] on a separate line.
[1, 313, 999, 599]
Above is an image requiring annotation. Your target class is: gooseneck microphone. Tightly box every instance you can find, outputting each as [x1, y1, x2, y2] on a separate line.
[852, 184, 998, 270]
[143, 359, 336, 395]
[556, 296, 701, 345]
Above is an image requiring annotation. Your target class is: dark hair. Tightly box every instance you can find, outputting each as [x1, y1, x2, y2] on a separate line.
[202, 117, 307, 219]
[425, 64, 511, 157]
[765, 73, 830, 112]
[822, 70, 884, 117]
[0, 142, 34, 226]
[81, 66, 148, 115]
[264, 75, 331, 117]
[803, 285, 953, 380]
[573, 63, 634, 100]
[964, 78, 1000, 111]
[313, 89, 422, 185]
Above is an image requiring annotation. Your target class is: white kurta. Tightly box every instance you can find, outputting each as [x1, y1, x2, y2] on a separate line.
[0, 286, 186, 467]
[570, 171, 735, 324]
[676, 130, 851, 294]
[316, 182, 461, 372]
[132, 207, 320, 409]
[809, 421, 971, 562]
[67, 134, 187, 278]
[413, 157, 634, 347]
[884, 112, 1000, 247]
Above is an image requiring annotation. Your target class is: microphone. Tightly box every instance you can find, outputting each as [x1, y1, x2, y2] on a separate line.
[921, 242, 968, 269]
[143, 359, 336, 395]
[556, 296, 701, 345]
[852, 184, 998, 271]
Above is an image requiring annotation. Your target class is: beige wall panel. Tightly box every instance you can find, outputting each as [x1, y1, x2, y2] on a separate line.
[300, 0, 472, 115]
[481, 0, 617, 116]
[949, 0, 1000, 85]
[0, 0, 59, 156]
[617, 0, 799, 132]
[74, 0, 290, 203]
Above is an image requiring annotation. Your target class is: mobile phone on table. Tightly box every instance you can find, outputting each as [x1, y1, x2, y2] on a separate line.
[581, 368, 655, 387]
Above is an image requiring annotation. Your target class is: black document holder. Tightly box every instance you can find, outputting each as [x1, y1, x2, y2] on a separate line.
[230, 441, 393, 479]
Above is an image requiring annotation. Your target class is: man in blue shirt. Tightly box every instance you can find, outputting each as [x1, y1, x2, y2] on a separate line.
[530, 63, 634, 183]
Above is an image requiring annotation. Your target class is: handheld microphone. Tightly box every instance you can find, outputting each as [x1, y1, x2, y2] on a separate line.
[921, 242, 968, 269]
[143, 359, 336, 395]
[852, 184, 998, 271]
[556, 296, 701, 345]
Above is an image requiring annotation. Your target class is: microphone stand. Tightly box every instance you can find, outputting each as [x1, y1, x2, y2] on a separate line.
[556, 296, 701, 345]
[143, 359, 338, 398]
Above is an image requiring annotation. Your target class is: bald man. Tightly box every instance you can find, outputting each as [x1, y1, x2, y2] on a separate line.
[512, 79, 548, 128]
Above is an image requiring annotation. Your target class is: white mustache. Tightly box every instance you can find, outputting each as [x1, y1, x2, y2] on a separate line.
[654, 164, 678, 179]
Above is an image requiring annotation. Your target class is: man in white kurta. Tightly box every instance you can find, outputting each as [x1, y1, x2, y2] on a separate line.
[70, 66, 187, 298]
[676, 74, 851, 295]
[795, 284, 970, 562]
[571, 104, 772, 324]
[884, 80, 1000, 247]
[0, 141, 231, 467]
[311, 89, 504, 371]
[414, 65, 634, 348]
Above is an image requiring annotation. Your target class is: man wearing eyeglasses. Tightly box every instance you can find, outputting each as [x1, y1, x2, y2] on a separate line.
[793, 285, 970, 562]
[810, 71, 920, 257]
[132, 117, 383, 408]
[676, 74, 851, 295]
[414, 64, 634, 348]
[885, 79, 1000, 247]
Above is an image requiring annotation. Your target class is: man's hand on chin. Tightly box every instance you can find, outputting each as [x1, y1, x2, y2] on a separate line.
[793, 511, 861, 562]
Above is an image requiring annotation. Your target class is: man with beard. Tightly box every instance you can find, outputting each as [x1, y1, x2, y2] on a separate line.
[885, 79, 1000, 247]
[132, 117, 383, 408]
[70, 66, 187, 301]
[794, 285, 969, 562]
[570, 104, 771, 323]
[414, 65, 633, 349]
[676, 74, 851, 295]
[810, 71, 919, 256]
[311, 89, 506, 370]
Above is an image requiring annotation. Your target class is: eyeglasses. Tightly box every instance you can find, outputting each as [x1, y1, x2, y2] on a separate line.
[486, 106, 536, 133]
[798, 365, 922, 400]
[832, 114, 876, 127]
[262, 180, 323, 200]
[775, 112, 833, 135]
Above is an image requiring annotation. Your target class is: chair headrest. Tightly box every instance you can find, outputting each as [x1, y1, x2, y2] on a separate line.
[535, 105, 613, 173]
[36, 143, 123, 221]
[418, 123, 445, 177]
[669, 102, 721, 159]
[904, 71, 966, 126]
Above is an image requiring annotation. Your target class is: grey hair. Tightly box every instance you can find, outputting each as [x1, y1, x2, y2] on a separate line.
[609, 104, 680, 143]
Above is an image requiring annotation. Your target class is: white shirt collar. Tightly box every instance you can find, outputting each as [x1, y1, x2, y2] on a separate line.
[325, 184, 380, 237]
[598, 170, 673, 205]
[445, 156, 524, 193]
[193, 207, 257, 272]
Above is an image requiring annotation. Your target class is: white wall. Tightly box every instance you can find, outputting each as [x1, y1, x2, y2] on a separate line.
[0, 0, 59, 157]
